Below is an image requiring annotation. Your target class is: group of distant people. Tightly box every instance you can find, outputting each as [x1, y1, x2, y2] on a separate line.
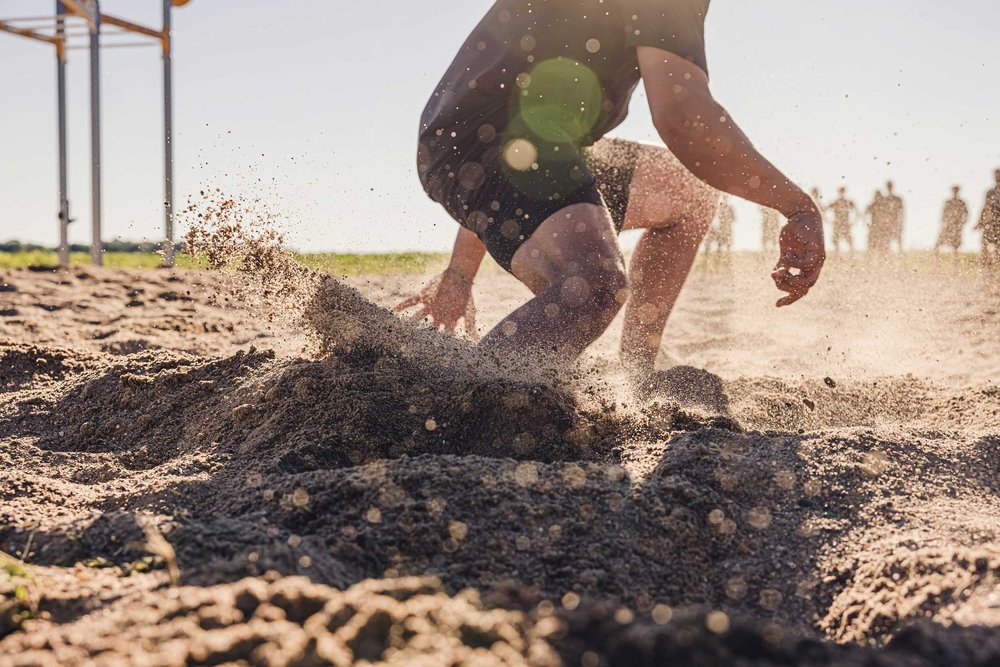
[703, 168, 1000, 270]
[813, 182, 905, 255]
[934, 169, 1000, 272]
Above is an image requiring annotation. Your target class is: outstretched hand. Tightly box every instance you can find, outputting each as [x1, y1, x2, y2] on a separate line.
[772, 210, 826, 307]
[394, 269, 479, 340]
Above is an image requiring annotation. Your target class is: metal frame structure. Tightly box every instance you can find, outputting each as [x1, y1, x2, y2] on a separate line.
[0, 0, 186, 267]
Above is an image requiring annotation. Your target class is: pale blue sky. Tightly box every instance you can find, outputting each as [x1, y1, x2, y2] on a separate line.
[2, 0, 998, 252]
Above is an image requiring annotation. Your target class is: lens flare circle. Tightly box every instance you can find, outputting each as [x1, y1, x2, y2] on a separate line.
[518, 57, 603, 143]
[503, 138, 538, 172]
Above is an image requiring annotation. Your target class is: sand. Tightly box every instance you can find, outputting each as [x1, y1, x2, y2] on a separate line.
[2, 245, 1000, 665]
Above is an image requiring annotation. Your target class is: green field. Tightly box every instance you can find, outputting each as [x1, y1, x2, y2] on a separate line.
[0, 250, 452, 275]
[0, 249, 985, 276]
[0, 251, 192, 270]
[295, 252, 450, 275]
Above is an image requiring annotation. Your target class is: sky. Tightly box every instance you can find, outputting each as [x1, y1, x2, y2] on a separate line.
[1, 0, 999, 253]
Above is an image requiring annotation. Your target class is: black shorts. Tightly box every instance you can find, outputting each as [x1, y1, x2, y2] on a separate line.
[419, 133, 641, 273]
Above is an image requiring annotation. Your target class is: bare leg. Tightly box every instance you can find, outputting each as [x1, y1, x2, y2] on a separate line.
[479, 203, 628, 361]
[613, 142, 718, 370]
[621, 219, 707, 368]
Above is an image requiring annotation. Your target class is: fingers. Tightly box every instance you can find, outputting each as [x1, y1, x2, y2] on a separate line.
[772, 265, 819, 291]
[395, 272, 476, 336]
[394, 275, 444, 312]
[775, 249, 823, 274]
[773, 227, 825, 309]
[776, 293, 803, 308]
[775, 286, 806, 307]
[771, 266, 820, 307]
[393, 294, 422, 312]
[411, 306, 461, 333]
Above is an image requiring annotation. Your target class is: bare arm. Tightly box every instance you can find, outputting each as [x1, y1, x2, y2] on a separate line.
[447, 226, 487, 284]
[638, 46, 824, 306]
[638, 47, 816, 217]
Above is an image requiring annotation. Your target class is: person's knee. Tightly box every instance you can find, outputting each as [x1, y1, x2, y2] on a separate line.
[598, 265, 630, 312]
[557, 263, 628, 326]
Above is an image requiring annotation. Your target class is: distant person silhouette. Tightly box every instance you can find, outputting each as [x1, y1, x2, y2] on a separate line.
[809, 187, 826, 212]
[828, 186, 858, 255]
[866, 190, 889, 254]
[760, 206, 780, 254]
[934, 185, 969, 256]
[704, 195, 735, 262]
[717, 196, 735, 256]
[883, 181, 905, 253]
[975, 169, 1000, 272]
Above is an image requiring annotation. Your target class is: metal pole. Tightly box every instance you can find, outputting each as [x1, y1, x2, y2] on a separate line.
[88, 0, 102, 266]
[56, 1, 70, 268]
[161, 0, 174, 267]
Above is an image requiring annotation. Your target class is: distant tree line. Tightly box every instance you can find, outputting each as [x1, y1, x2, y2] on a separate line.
[0, 241, 182, 253]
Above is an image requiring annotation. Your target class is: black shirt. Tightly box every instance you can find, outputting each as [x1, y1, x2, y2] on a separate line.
[417, 0, 711, 270]
[420, 0, 710, 150]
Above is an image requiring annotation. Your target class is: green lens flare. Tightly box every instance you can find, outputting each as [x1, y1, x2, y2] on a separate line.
[518, 57, 603, 143]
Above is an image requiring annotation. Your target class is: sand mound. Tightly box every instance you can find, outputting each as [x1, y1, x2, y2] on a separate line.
[4, 575, 556, 666]
[7, 319, 600, 475]
[3, 209, 1000, 663]
[5, 290, 1000, 662]
[0, 343, 97, 394]
[6, 571, 1000, 666]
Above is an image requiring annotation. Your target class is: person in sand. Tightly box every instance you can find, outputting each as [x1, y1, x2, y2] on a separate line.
[699, 194, 734, 266]
[712, 195, 736, 258]
[401, 0, 825, 370]
[976, 169, 1000, 272]
[865, 190, 888, 254]
[934, 185, 969, 257]
[809, 187, 825, 211]
[883, 180, 905, 254]
[760, 206, 781, 254]
[827, 186, 858, 256]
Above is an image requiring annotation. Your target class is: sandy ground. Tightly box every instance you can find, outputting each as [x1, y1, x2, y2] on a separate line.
[2, 256, 1000, 666]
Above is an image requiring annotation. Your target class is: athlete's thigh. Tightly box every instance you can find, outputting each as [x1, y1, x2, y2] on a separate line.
[622, 143, 719, 231]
